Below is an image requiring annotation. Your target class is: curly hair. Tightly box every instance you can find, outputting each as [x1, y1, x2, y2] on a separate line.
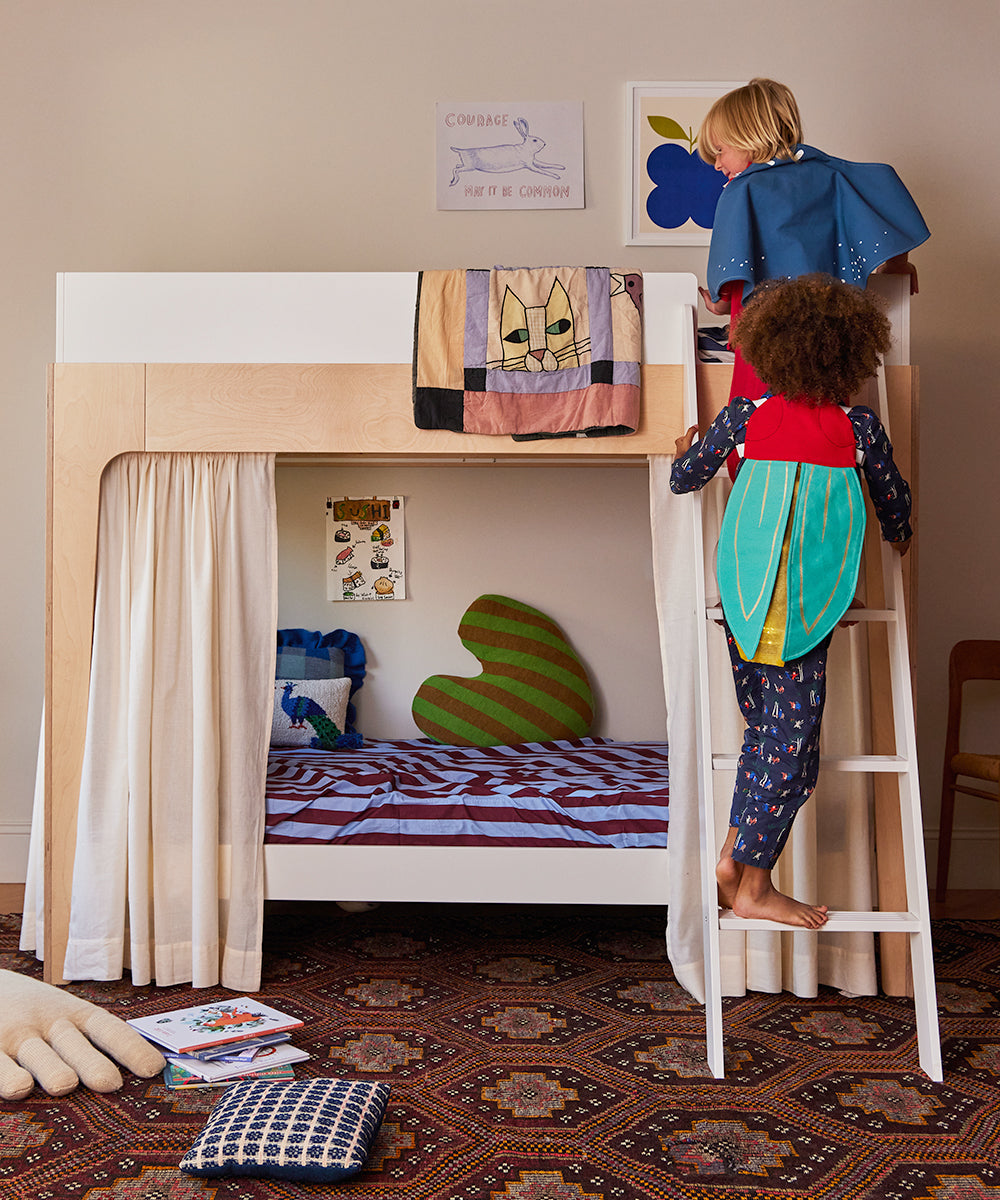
[730, 274, 893, 403]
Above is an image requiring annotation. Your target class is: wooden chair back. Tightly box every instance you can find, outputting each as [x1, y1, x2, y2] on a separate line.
[936, 640, 1000, 899]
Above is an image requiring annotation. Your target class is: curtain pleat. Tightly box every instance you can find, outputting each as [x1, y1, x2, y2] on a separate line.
[61, 453, 276, 990]
[18, 709, 46, 957]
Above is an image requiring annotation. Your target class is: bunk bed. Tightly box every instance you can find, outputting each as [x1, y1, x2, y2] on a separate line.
[35, 271, 918, 1008]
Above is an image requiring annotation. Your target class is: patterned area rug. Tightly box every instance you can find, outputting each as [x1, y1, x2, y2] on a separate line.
[2, 906, 1000, 1200]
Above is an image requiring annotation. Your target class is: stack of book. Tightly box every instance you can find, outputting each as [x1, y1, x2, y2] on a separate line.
[127, 997, 310, 1090]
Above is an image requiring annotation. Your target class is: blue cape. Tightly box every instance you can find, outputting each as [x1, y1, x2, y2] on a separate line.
[706, 145, 930, 303]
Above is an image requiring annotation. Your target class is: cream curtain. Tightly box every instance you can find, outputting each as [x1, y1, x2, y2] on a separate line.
[18, 711, 46, 957]
[59, 453, 277, 991]
[652, 456, 877, 1002]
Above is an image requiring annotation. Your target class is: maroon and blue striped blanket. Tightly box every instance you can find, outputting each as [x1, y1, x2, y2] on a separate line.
[265, 738, 668, 848]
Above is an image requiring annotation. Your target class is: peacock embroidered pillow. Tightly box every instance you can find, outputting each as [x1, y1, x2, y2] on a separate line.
[271, 677, 356, 750]
[275, 629, 366, 733]
[179, 1077, 390, 1181]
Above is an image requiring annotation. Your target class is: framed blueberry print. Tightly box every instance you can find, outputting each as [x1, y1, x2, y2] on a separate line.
[626, 81, 745, 246]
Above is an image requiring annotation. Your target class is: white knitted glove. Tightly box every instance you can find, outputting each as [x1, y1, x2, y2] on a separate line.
[0, 969, 166, 1099]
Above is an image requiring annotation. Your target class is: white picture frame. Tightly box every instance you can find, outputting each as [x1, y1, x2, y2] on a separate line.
[626, 80, 745, 246]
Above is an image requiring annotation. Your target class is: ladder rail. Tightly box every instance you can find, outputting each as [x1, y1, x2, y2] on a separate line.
[874, 364, 930, 920]
[875, 367, 942, 1080]
[694, 486, 724, 1078]
[681, 303, 725, 1078]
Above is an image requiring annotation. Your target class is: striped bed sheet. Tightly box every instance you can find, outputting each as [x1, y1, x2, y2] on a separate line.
[265, 737, 669, 848]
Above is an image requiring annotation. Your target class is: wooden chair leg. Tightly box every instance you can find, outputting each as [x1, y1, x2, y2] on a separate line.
[935, 777, 956, 902]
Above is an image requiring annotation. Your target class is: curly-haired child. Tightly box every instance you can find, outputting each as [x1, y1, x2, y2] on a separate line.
[671, 274, 912, 928]
[697, 78, 929, 411]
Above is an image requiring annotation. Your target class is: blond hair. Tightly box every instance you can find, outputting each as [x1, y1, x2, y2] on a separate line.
[697, 78, 803, 165]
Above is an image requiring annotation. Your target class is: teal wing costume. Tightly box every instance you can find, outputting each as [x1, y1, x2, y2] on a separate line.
[717, 397, 866, 664]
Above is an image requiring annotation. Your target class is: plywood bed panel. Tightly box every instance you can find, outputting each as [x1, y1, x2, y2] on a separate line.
[143, 362, 685, 456]
[45, 364, 145, 980]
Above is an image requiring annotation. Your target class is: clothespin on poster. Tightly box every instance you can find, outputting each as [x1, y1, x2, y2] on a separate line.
[327, 496, 397, 523]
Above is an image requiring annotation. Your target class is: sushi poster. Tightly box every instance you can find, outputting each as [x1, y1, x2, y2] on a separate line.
[327, 495, 406, 601]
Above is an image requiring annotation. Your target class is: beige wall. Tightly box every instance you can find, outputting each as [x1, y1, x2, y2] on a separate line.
[3, 1, 998, 882]
[277, 465, 665, 741]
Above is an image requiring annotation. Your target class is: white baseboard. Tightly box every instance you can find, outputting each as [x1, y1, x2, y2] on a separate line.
[0, 824, 31, 884]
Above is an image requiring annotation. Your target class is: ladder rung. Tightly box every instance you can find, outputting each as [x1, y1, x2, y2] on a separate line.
[718, 909, 922, 933]
[705, 606, 897, 623]
[712, 753, 909, 772]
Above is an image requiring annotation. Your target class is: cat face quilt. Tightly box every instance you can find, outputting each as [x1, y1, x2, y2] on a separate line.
[413, 266, 643, 440]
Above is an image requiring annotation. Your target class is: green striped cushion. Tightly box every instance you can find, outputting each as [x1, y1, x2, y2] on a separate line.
[412, 595, 594, 746]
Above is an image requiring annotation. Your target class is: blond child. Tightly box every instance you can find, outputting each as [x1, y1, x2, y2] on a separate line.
[697, 78, 928, 407]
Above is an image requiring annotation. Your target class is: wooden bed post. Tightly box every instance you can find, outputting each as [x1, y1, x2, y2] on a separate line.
[867, 364, 920, 996]
[45, 363, 144, 984]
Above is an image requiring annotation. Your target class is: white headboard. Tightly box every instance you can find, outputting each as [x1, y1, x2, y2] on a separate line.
[56, 271, 699, 366]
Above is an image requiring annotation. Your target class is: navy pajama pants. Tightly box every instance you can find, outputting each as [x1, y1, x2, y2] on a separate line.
[724, 625, 832, 870]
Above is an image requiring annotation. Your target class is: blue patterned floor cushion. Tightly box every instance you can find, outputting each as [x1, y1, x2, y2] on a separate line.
[179, 1077, 390, 1181]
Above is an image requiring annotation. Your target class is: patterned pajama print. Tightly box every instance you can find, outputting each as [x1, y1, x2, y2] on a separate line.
[725, 625, 831, 867]
[671, 394, 912, 870]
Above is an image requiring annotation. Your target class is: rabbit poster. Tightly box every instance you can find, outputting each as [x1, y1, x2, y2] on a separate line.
[436, 101, 583, 210]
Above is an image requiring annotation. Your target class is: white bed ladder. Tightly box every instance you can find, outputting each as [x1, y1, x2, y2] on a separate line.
[692, 366, 942, 1082]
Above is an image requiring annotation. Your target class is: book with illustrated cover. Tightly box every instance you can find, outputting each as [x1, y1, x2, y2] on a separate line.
[162, 1061, 296, 1090]
[165, 1041, 310, 1083]
[185, 1030, 292, 1061]
[127, 997, 303, 1054]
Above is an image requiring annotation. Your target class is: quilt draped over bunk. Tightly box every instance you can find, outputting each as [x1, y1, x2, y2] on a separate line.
[413, 266, 642, 439]
[59, 453, 277, 992]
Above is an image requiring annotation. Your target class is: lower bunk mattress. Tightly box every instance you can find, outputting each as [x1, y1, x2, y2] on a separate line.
[265, 737, 669, 848]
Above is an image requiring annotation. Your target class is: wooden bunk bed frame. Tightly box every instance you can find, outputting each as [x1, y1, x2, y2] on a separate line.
[43, 272, 918, 992]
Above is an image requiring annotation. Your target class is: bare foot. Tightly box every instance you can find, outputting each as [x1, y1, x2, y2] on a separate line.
[716, 855, 742, 909]
[731, 865, 829, 928]
[716, 827, 742, 908]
